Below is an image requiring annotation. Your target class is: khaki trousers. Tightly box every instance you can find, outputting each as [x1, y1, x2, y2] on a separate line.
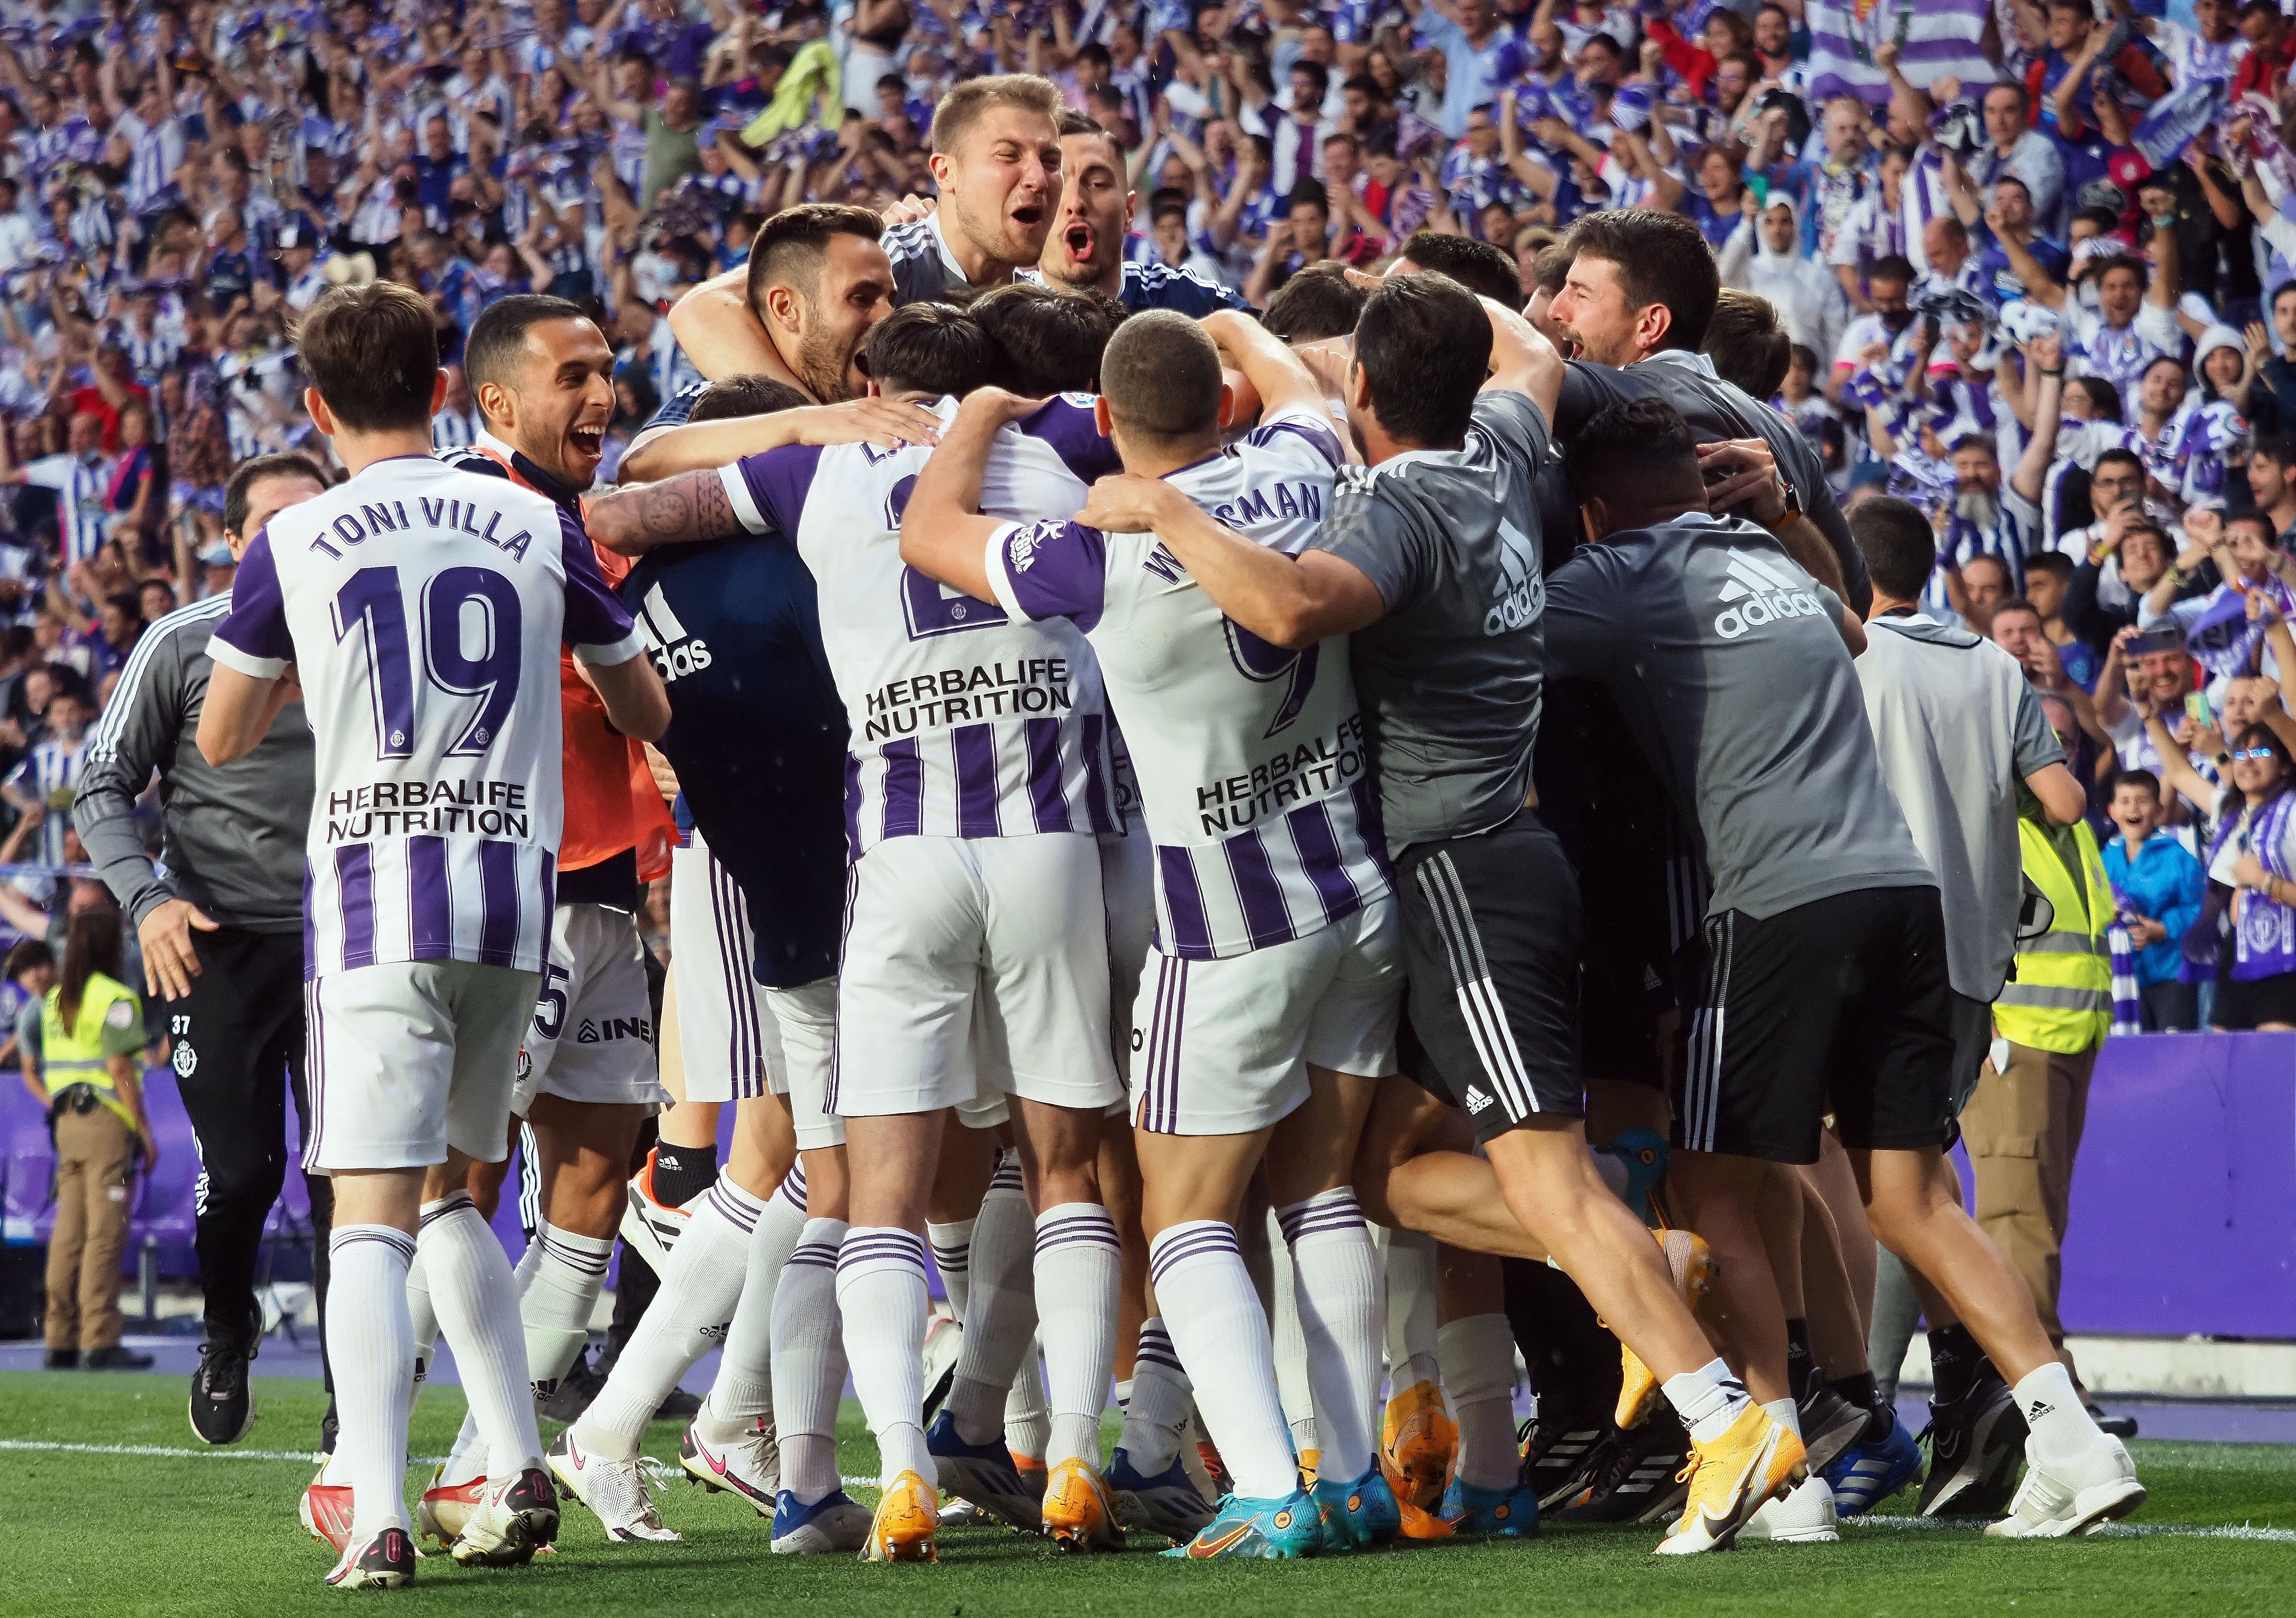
[44, 1106, 136, 1353]
[1960, 1039, 2099, 1379]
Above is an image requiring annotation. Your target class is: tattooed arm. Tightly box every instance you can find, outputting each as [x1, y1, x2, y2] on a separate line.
[585, 469, 743, 556]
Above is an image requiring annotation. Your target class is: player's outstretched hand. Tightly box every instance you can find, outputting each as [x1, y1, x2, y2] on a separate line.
[1080, 473, 1183, 534]
[793, 397, 944, 449]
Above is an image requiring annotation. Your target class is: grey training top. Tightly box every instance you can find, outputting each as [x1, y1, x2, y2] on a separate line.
[1856, 613, 2065, 1001]
[1309, 391, 1554, 852]
[73, 594, 315, 934]
[1544, 513, 1935, 922]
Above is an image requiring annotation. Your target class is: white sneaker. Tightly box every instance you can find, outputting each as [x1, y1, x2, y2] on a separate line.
[681, 1417, 780, 1516]
[325, 1525, 416, 1589]
[1738, 1474, 1840, 1543]
[547, 1429, 681, 1543]
[1985, 1436, 2145, 1539]
[450, 1467, 561, 1566]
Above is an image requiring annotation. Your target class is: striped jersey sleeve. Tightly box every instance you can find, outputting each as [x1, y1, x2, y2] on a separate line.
[984, 519, 1110, 632]
[207, 530, 293, 678]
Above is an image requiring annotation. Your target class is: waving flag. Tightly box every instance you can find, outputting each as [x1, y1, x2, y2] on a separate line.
[2133, 79, 2227, 169]
[1805, 0, 1997, 106]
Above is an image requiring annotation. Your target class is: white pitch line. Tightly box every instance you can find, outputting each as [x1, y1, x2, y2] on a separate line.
[0, 1439, 415, 1464]
[1843, 1514, 2296, 1543]
[0, 1439, 881, 1494]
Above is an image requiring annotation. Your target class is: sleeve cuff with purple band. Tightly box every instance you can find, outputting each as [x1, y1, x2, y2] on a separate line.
[206, 528, 293, 677]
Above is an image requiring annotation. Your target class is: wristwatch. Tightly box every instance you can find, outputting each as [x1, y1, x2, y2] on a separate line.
[1761, 485, 1803, 534]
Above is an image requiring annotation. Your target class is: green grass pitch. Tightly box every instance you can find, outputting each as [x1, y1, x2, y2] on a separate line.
[3, 1371, 2292, 1617]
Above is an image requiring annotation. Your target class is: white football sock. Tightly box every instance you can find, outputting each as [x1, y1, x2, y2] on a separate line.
[2013, 1362, 2107, 1467]
[1116, 1316, 1193, 1476]
[927, 1217, 975, 1319]
[836, 1225, 934, 1487]
[439, 1230, 549, 1484]
[1664, 1356, 1753, 1445]
[573, 1176, 761, 1460]
[417, 1192, 541, 1480]
[1763, 1395, 1803, 1443]
[699, 1163, 808, 1444]
[1034, 1203, 1119, 1470]
[1383, 1226, 1441, 1389]
[328, 1224, 418, 1540]
[1278, 1188, 1382, 1484]
[948, 1154, 1036, 1445]
[526, 1225, 613, 1392]
[1006, 1345, 1051, 1462]
[775, 1218, 849, 1505]
[1438, 1313, 1518, 1490]
[1149, 1220, 1299, 1501]
[404, 1247, 442, 1397]
[1265, 1212, 1318, 1461]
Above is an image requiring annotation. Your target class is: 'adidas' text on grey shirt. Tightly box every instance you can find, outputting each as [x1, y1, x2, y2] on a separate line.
[1544, 514, 1935, 922]
[1309, 391, 1554, 852]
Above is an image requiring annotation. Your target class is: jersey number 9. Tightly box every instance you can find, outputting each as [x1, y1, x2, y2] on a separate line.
[333, 565, 525, 760]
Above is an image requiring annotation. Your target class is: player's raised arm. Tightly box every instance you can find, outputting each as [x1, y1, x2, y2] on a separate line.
[899, 387, 1047, 602]
[1480, 293, 1565, 422]
[585, 470, 746, 556]
[1199, 307, 1328, 426]
[609, 396, 943, 482]
[1076, 475, 1383, 652]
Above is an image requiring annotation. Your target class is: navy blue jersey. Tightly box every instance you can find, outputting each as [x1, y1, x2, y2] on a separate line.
[1020, 259, 1254, 315]
[619, 533, 849, 988]
[1118, 259, 1252, 316]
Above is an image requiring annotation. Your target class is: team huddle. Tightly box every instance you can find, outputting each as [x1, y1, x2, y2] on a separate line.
[200, 73, 2148, 1591]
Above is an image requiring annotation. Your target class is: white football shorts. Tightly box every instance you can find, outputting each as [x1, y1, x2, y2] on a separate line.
[303, 960, 542, 1171]
[832, 833, 1120, 1118]
[768, 977, 843, 1150]
[1131, 896, 1405, 1137]
[513, 900, 666, 1114]
[668, 834, 781, 1105]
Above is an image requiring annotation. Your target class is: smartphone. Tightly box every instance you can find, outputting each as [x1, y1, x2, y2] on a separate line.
[2186, 692, 2213, 728]
[2137, 625, 2184, 657]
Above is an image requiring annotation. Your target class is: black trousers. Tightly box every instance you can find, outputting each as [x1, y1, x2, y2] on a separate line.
[168, 925, 329, 1376]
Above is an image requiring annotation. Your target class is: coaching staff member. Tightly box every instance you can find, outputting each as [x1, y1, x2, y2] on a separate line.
[1542, 207, 1869, 613]
[75, 451, 327, 1446]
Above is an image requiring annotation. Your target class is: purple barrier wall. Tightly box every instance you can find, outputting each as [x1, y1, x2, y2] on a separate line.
[6, 1038, 2289, 1339]
[2059, 1031, 2296, 1340]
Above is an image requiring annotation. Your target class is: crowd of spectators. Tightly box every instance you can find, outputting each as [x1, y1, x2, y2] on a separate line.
[6, 0, 2296, 1029]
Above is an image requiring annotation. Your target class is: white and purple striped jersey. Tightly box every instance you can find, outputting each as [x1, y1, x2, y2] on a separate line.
[207, 455, 645, 981]
[983, 402, 1391, 960]
[718, 396, 1121, 857]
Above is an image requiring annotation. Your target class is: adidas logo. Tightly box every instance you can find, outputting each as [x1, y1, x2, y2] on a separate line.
[1714, 548, 1826, 641]
[1463, 1085, 1494, 1114]
[2026, 1399, 2053, 1422]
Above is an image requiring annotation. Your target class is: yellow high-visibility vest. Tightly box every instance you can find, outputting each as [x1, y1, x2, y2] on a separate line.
[1994, 818, 2113, 1054]
[39, 972, 141, 1128]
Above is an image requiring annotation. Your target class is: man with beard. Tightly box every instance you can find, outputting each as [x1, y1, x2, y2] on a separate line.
[666, 75, 1066, 377]
[1543, 208, 1866, 609]
[1035, 112, 1249, 315]
[1940, 416, 2059, 625]
[615, 204, 942, 483]
[398, 295, 684, 1548]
